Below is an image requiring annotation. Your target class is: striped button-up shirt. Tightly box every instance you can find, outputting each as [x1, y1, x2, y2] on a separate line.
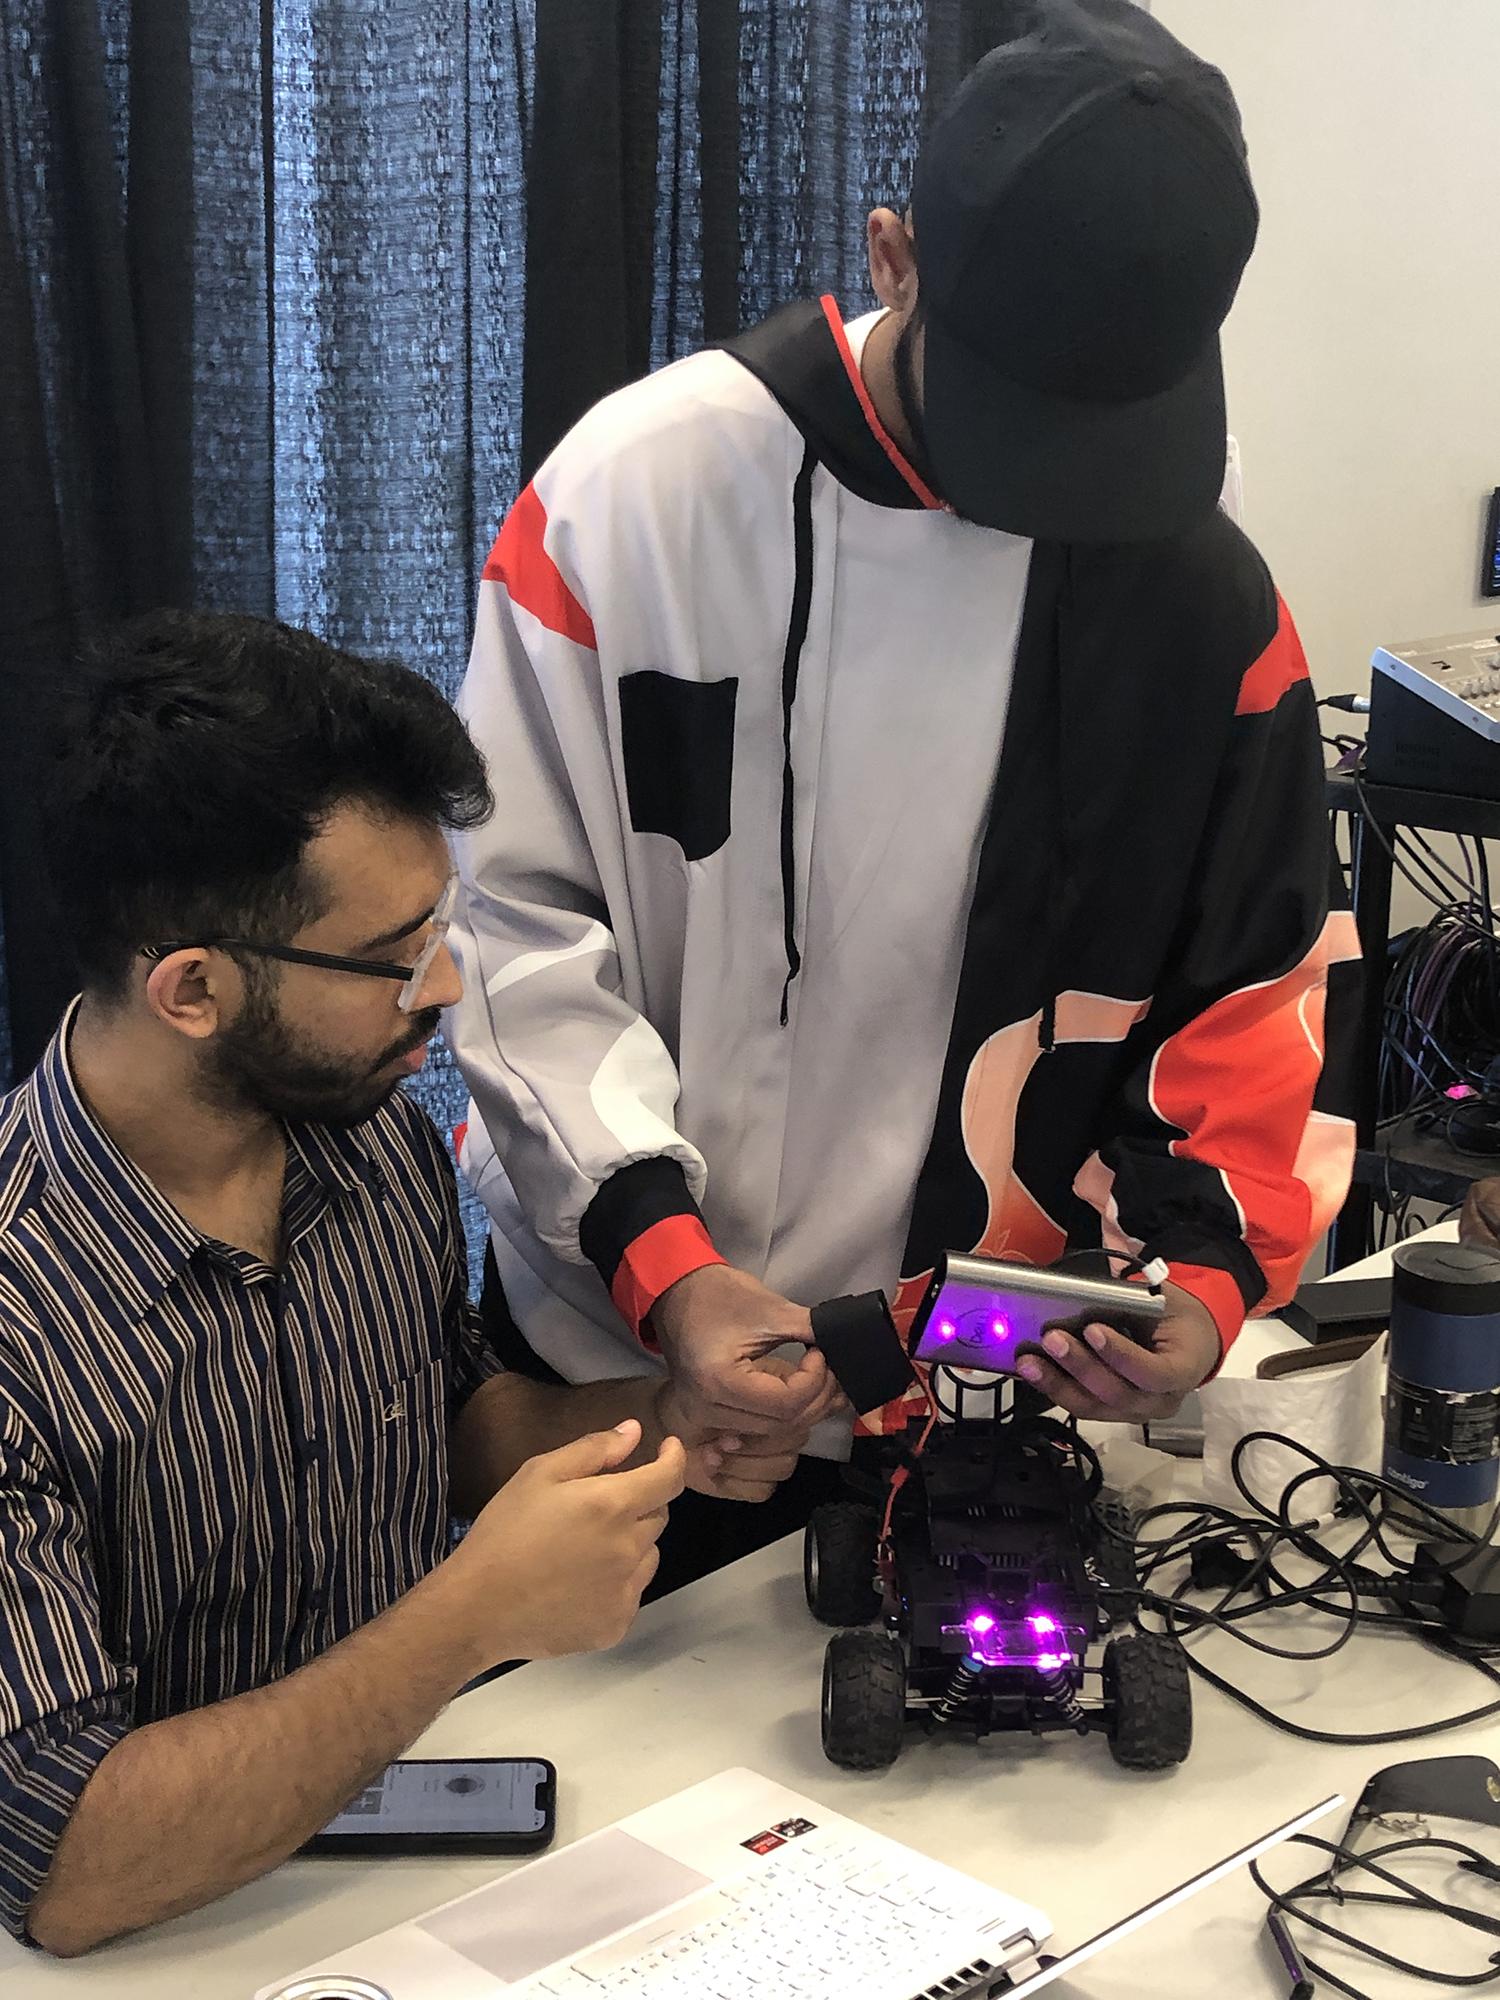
[0, 1012, 501, 1938]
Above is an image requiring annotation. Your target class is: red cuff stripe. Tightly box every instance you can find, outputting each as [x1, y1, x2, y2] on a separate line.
[482, 482, 598, 650]
[1235, 596, 1309, 716]
[610, 1216, 726, 1343]
[1169, 1262, 1248, 1375]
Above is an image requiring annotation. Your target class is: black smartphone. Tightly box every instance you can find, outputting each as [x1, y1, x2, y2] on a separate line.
[301, 1757, 556, 1857]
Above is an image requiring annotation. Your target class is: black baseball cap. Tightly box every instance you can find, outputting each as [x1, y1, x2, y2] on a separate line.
[913, 0, 1259, 543]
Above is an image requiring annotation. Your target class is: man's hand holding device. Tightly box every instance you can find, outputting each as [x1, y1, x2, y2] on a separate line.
[1012, 1283, 1221, 1423]
[652, 1247, 1219, 1478]
[911, 1253, 1220, 1423]
[650, 1262, 847, 1439]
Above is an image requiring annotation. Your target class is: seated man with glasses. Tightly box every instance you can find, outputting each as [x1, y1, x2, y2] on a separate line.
[0, 611, 821, 1957]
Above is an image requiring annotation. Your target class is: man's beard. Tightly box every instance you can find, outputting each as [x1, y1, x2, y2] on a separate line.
[205, 980, 442, 1128]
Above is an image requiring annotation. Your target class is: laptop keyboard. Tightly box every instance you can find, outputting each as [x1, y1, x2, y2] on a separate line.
[529, 1830, 1019, 2000]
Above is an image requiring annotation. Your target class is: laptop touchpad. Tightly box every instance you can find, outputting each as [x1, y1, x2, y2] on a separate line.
[417, 1828, 713, 1986]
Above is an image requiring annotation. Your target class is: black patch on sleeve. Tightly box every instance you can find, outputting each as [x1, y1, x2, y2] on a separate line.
[618, 670, 738, 862]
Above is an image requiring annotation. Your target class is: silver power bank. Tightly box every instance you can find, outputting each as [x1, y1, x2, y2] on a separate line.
[910, 1251, 1166, 1376]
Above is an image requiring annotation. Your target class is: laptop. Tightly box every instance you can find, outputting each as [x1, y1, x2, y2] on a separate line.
[255, 1767, 1340, 2000]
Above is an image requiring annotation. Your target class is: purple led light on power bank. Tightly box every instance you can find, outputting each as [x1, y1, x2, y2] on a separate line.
[936, 1319, 957, 1341]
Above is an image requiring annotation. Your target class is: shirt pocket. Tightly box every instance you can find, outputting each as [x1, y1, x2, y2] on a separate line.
[618, 669, 738, 861]
[334, 1343, 450, 1584]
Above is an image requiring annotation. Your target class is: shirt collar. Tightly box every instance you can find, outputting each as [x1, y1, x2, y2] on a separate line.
[25, 1002, 385, 1316]
[26, 1001, 202, 1312]
[284, 1116, 386, 1204]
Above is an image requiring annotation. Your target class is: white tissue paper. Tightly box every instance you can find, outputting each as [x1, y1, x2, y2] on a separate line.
[1200, 1335, 1388, 1520]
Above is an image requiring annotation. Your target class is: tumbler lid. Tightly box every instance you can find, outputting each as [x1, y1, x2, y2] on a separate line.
[1393, 1239, 1500, 1315]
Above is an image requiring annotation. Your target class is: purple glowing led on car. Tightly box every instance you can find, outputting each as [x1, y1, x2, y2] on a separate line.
[962, 1608, 1076, 1671]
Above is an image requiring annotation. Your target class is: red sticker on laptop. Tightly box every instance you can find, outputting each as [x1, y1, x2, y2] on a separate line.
[741, 1817, 816, 1854]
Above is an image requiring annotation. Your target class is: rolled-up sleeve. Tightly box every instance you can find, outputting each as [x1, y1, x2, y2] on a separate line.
[0, 1391, 131, 1942]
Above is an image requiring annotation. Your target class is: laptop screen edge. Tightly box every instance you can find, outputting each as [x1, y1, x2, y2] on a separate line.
[991, 1793, 1345, 2000]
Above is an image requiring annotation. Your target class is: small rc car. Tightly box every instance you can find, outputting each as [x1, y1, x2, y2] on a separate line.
[805, 1387, 1192, 1773]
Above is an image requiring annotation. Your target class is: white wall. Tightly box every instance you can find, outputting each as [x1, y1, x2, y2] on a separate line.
[1156, 0, 1500, 694]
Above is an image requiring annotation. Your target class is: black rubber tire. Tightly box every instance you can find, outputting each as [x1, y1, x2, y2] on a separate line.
[821, 1630, 907, 1771]
[1092, 1495, 1140, 1627]
[1104, 1632, 1193, 1770]
[804, 1502, 881, 1626]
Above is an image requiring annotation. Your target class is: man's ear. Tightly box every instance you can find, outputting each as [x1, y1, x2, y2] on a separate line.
[867, 206, 919, 314]
[143, 950, 230, 1043]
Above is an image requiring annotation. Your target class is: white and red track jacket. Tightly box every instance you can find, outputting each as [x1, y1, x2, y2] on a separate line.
[446, 296, 1360, 1446]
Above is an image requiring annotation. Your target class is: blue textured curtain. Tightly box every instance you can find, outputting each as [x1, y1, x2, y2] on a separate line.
[2, 0, 952, 1274]
[1, 0, 536, 1271]
[738, 0, 927, 328]
[193, 2, 535, 1264]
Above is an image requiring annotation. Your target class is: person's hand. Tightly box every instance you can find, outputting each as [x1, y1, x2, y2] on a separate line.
[660, 1358, 815, 1502]
[1012, 1283, 1222, 1424]
[650, 1263, 846, 1438]
[448, 1420, 685, 1664]
[1459, 1177, 1500, 1253]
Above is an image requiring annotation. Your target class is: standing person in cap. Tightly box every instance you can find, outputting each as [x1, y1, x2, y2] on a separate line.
[447, 0, 1360, 1592]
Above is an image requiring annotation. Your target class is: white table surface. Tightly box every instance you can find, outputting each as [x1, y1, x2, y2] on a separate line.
[7, 1229, 1498, 1999]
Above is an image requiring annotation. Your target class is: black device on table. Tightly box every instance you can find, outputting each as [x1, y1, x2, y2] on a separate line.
[804, 1251, 1191, 1777]
[302, 1757, 556, 1856]
[1279, 1273, 1391, 1346]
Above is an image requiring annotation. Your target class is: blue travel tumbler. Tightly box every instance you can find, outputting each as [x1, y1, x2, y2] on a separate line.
[1385, 1240, 1500, 1535]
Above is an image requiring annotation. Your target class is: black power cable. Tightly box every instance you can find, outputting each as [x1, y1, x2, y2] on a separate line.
[1091, 1419, 1500, 1997]
[1091, 1432, 1500, 1746]
[1326, 745, 1494, 1165]
[1252, 1829, 1500, 1999]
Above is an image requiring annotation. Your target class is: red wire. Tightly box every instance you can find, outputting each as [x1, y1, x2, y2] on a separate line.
[880, 1372, 939, 1545]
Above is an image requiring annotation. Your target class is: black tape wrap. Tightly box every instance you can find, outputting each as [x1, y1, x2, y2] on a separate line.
[810, 1292, 916, 1415]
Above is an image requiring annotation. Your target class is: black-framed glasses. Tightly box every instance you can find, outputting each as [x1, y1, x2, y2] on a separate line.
[140, 875, 458, 1016]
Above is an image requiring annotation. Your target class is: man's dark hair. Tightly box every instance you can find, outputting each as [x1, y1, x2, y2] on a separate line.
[46, 610, 493, 997]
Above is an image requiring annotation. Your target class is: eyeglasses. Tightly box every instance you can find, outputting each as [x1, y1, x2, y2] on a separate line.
[140, 875, 459, 1016]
